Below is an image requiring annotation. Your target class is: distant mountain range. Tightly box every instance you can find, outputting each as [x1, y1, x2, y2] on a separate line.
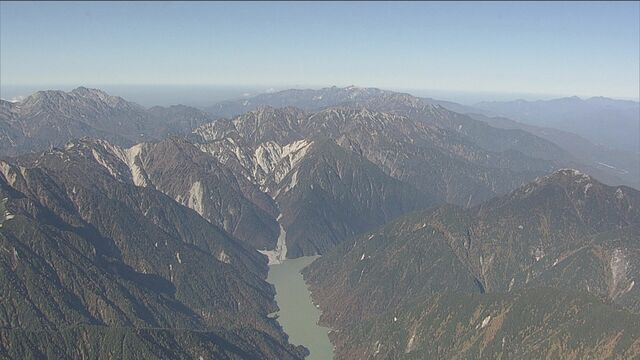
[205, 86, 639, 189]
[2, 86, 638, 256]
[475, 96, 640, 153]
[1, 85, 638, 359]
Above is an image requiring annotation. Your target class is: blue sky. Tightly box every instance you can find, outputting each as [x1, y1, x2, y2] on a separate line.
[1, 1, 639, 100]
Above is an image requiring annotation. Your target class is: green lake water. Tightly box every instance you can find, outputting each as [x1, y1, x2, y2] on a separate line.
[266, 256, 334, 360]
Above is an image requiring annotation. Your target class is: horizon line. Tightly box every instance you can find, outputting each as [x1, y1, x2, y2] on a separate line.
[2, 83, 639, 103]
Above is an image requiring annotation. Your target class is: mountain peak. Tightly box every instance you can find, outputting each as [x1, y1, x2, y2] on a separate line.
[70, 87, 131, 107]
[503, 168, 598, 203]
[17, 87, 131, 111]
[71, 86, 107, 96]
[550, 168, 593, 182]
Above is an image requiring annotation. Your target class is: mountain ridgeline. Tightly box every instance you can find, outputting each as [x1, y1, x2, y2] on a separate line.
[303, 170, 640, 358]
[1, 85, 639, 359]
[205, 86, 640, 189]
[0, 87, 213, 156]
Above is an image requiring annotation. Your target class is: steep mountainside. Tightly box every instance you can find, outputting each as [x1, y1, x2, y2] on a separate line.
[333, 289, 640, 359]
[274, 139, 436, 257]
[0, 87, 212, 156]
[308, 107, 555, 206]
[303, 170, 640, 358]
[188, 104, 580, 256]
[76, 138, 281, 250]
[0, 145, 306, 359]
[3, 85, 637, 359]
[192, 113, 439, 258]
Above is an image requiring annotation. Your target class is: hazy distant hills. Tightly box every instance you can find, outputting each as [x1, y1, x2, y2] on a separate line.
[205, 86, 392, 117]
[475, 96, 640, 153]
[304, 170, 640, 359]
[469, 112, 640, 188]
[0, 87, 212, 156]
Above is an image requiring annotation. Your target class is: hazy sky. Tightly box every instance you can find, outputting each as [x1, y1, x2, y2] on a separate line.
[1, 1, 639, 99]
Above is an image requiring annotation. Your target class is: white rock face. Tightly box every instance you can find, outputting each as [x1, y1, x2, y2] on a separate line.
[187, 181, 205, 217]
[91, 140, 150, 187]
[254, 141, 284, 176]
[0, 197, 12, 228]
[196, 137, 312, 197]
[610, 248, 632, 299]
[282, 170, 299, 194]
[0, 161, 17, 186]
[626, 280, 635, 293]
[122, 143, 149, 187]
[258, 214, 288, 265]
[405, 327, 418, 353]
[217, 250, 231, 264]
[92, 148, 120, 178]
[480, 315, 492, 329]
[254, 139, 312, 191]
